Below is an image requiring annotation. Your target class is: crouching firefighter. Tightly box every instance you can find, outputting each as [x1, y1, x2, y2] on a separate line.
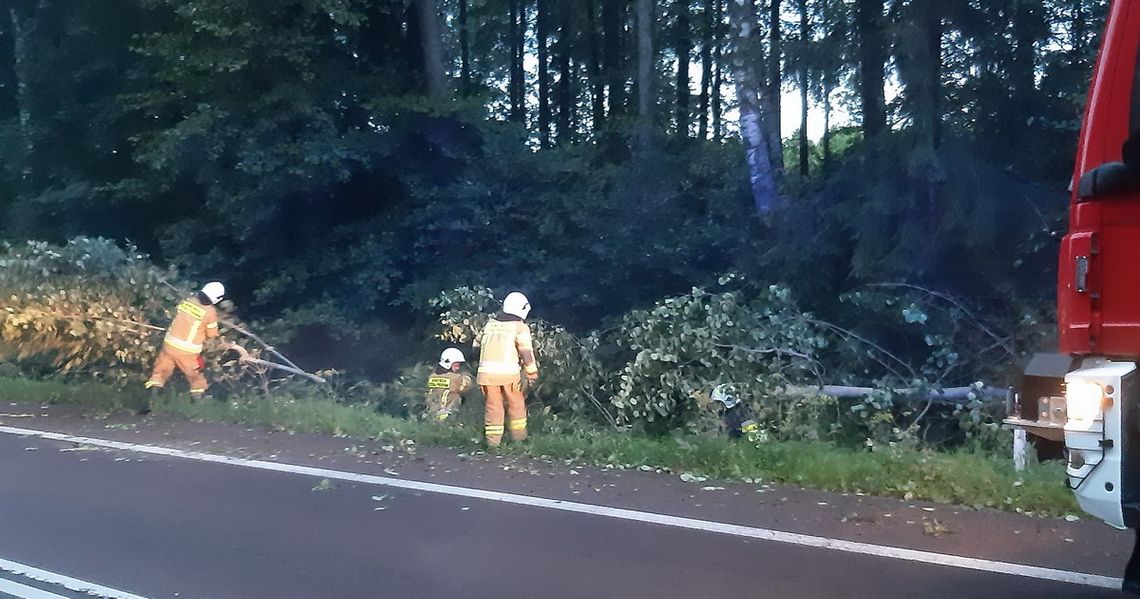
[474, 292, 538, 447]
[711, 384, 760, 439]
[144, 282, 225, 406]
[427, 348, 474, 422]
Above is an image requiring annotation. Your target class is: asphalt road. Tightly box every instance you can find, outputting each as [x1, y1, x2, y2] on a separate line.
[0, 425, 1127, 599]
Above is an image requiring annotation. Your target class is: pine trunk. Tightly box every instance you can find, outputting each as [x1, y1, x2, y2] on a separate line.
[538, 0, 552, 146]
[676, 0, 691, 137]
[856, 0, 886, 139]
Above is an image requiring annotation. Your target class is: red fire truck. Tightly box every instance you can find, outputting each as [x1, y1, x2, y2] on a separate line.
[1005, 0, 1140, 592]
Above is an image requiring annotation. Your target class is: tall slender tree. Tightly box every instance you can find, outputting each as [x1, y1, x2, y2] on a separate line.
[857, 0, 886, 139]
[556, 0, 573, 142]
[728, 0, 778, 213]
[416, 0, 447, 95]
[538, 0, 552, 146]
[698, 0, 715, 140]
[676, 0, 692, 136]
[636, 0, 654, 149]
[797, 0, 810, 177]
[603, 0, 626, 118]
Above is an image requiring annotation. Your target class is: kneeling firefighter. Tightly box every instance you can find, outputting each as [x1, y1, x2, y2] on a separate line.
[426, 348, 474, 422]
[711, 384, 759, 439]
[144, 282, 225, 404]
[474, 292, 539, 446]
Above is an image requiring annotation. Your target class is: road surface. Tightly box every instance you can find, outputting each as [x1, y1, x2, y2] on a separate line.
[0, 406, 1130, 598]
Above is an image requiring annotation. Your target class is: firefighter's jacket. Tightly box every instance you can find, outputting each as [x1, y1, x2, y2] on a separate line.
[163, 297, 219, 355]
[426, 367, 473, 417]
[474, 313, 538, 386]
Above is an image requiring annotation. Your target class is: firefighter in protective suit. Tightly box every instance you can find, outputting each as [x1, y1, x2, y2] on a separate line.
[711, 384, 760, 439]
[474, 292, 538, 446]
[144, 282, 225, 402]
[427, 348, 473, 422]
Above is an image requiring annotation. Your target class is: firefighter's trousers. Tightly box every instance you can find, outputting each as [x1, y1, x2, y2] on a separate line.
[146, 346, 208, 395]
[482, 383, 527, 445]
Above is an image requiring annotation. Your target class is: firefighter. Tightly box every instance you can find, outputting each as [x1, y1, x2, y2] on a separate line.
[144, 282, 225, 404]
[427, 348, 473, 422]
[711, 384, 760, 439]
[473, 292, 538, 446]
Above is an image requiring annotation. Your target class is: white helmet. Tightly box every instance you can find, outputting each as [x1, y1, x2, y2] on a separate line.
[503, 292, 531, 319]
[711, 384, 740, 409]
[439, 348, 466, 369]
[201, 281, 226, 305]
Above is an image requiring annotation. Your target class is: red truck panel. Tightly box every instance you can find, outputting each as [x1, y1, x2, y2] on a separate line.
[1059, 0, 1140, 356]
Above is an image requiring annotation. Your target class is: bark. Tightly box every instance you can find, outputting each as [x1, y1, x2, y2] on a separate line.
[698, 0, 715, 140]
[728, 0, 778, 214]
[538, 0, 552, 146]
[676, 0, 691, 137]
[416, 0, 447, 95]
[856, 0, 886, 139]
[636, 0, 653, 149]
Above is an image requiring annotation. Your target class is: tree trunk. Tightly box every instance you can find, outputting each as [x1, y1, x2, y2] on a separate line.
[676, 0, 691, 137]
[728, 0, 778, 214]
[509, 0, 526, 123]
[766, 0, 783, 173]
[603, 0, 625, 118]
[798, 0, 809, 178]
[416, 0, 447, 95]
[698, 0, 714, 140]
[856, 0, 886, 139]
[557, 0, 573, 143]
[8, 5, 36, 184]
[459, 0, 470, 95]
[926, 8, 942, 149]
[538, 0, 552, 146]
[902, 1, 943, 151]
[588, 0, 605, 129]
[636, 0, 654, 150]
[712, 0, 724, 141]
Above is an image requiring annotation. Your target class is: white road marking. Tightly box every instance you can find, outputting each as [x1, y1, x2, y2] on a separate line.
[0, 558, 148, 599]
[0, 425, 1123, 591]
[0, 576, 69, 599]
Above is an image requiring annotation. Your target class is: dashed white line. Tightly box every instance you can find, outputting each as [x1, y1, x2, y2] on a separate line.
[0, 424, 1124, 591]
[0, 558, 148, 599]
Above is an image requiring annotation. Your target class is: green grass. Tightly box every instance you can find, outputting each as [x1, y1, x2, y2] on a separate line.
[0, 376, 1079, 516]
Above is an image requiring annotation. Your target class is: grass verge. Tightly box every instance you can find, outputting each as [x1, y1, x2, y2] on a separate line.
[0, 376, 1079, 517]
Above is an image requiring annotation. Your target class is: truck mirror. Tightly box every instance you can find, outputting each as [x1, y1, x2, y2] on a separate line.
[1077, 161, 1140, 199]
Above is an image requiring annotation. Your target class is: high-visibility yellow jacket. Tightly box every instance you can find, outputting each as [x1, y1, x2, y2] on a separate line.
[426, 368, 473, 417]
[474, 314, 538, 386]
[162, 297, 219, 355]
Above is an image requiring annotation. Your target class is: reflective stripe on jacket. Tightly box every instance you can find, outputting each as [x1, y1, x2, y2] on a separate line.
[475, 316, 537, 386]
[163, 298, 219, 355]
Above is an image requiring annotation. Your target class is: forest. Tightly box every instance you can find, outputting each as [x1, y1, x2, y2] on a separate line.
[0, 0, 1110, 438]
